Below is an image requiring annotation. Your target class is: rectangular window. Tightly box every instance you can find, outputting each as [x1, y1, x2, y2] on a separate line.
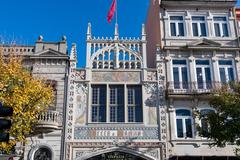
[195, 60, 212, 89]
[91, 85, 142, 123]
[170, 16, 185, 37]
[109, 85, 124, 122]
[218, 60, 235, 83]
[213, 16, 229, 37]
[176, 109, 193, 138]
[91, 85, 106, 122]
[172, 60, 188, 89]
[192, 16, 207, 37]
[127, 86, 143, 122]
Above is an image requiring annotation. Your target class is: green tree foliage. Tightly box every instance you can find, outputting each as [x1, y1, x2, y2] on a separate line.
[199, 83, 240, 154]
[0, 48, 53, 153]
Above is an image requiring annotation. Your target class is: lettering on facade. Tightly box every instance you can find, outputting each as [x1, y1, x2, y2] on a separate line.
[91, 130, 143, 138]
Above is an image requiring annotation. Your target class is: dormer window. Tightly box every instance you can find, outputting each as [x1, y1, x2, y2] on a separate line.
[192, 16, 207, 37]
[170, 16, 185, 37]
[213, 16, 229, 37]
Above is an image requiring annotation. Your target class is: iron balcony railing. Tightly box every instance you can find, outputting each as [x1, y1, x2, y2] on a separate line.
[167, 81, 236, 94]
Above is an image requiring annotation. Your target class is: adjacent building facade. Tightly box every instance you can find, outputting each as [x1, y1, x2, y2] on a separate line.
[1, 36, 69, 160]
[147, 0, 240, 159]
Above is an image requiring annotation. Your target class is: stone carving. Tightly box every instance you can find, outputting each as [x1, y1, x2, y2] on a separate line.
[75, 70, 86, 80]
[147, 71, 157, 81]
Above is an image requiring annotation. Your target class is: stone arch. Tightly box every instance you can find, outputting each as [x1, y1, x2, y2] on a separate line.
[28, 143, 54, 160]
[78, 147, 156, 160]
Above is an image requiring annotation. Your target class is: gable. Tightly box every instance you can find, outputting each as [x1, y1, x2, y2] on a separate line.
[30, 49, 68, 59]
[187, 38, 221, 49]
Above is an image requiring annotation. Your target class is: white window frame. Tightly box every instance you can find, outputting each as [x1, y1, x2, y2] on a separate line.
[218, 59, 235, 83]
[169, 15, 185, 37]
[175, 108, 194, 139]
[171, 59, 189, 90]
[191, 16, 207, 37]
[195, 59, 212, 90]
[213, 16, 229, 37]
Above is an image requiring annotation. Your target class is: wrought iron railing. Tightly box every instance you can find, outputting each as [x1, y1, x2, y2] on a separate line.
[167, 81, 235, 94]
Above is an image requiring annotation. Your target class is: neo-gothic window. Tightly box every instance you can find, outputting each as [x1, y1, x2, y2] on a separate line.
[109, 85, 124, 122]
[172, 60, 189, 89]
[192, 16, 207, 37]
[170, 16, 185, 37]
[127, 86, 143, 122]
[91, 85, 143, 123]
[195, 60, 212, 89]
[218, 60, 235, 83]
[91, 85, 106, 122]
[176, 109, 193, 138]
[213, 16, 229, 37]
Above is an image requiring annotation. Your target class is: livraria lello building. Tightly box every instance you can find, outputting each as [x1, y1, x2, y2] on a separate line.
[2, 0, 240, 159]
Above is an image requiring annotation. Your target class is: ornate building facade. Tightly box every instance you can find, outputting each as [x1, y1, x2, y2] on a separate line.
[64, 23, 166, 160]
[147, 0, 240, 159]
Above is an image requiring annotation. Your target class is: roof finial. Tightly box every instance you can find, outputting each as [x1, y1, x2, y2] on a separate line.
[114, 23, 119, 40]
[87, 22, 92, 40]
[141, 24, 146, 41]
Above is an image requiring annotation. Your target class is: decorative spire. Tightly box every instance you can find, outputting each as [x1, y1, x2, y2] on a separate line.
[70, 43, 77, 62]
[141, 24, 146, 41]
[87, 22, 92, 40]
[114, 23, 119, 40]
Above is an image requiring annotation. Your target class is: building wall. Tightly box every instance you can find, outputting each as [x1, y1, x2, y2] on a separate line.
[2, 37, 69, 160]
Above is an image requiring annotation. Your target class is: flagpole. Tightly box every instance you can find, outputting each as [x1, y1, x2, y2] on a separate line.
[116, 0, 118, 25]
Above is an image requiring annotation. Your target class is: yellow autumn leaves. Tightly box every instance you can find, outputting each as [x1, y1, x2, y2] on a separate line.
[0, 49, 53, 153]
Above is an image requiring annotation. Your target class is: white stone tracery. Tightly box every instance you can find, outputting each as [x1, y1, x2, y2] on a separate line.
[91, 44, 143, 69]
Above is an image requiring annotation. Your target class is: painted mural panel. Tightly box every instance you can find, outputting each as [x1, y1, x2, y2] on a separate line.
[92, 71, 141, 83]
[74, 83, 88, 125]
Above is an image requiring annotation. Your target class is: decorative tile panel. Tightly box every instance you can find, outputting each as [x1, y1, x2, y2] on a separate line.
[74, 126, 158, 140]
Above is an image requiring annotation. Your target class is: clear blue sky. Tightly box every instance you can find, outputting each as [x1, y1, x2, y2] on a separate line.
[0, 0, 149, 67]
[0, 0, 239, 67]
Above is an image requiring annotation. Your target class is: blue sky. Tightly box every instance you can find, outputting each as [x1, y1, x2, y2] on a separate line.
[0, 0, 238, 67]
[0, 0, 149, 67]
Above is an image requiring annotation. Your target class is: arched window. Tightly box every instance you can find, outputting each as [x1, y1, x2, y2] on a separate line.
[200, 109, 215, 137]
[125, 52, 129, 61]
[119, 51, 124, 60]
[176, 109, 193, 138]
[104, 51, 109, 60]
[34, 147, 52, 160]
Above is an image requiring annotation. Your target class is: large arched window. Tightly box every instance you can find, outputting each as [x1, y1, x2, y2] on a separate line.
[175, 109, 193, 138]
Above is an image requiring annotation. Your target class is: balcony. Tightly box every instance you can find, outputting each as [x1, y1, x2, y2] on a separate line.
[34, 110, 59, 133]
[167, 81, 231, 95]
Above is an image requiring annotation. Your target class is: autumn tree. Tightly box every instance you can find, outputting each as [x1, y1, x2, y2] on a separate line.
[0, 47, 53, 153]
[198, 83, 240, 155]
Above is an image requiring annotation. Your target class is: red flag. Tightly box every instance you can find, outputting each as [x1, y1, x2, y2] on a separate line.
[107, 0, 116, 23]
